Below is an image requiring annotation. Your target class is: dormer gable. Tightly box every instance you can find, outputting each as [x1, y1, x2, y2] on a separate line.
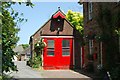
[52, 7, 65, 19]
[51, 7, 65, 32]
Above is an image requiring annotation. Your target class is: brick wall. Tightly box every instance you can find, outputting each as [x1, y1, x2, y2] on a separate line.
[83, 3, 102, 71]
[83, 2, 119, 72]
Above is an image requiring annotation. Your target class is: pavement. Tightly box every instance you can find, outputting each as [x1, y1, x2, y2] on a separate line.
[40, 70, 92, 80]
[6, 61, 43, 78]
[6, 61, 92, 80]
[41, 70, 91, 78]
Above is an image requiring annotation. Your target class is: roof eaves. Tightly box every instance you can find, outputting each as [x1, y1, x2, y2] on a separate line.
[64, 18, 74, 29]
[30, 18, 51, 37]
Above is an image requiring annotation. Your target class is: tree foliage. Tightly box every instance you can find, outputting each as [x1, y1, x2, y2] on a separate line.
[1, 2, 34, 73]
[2, 8, 19, 72]
[66, 10, 83, 34]
[20, 44, 29, 49]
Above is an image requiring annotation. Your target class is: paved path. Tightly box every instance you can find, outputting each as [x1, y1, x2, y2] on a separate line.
[41, 70, 92, 80]
[6, 61, 92, 80]
[8, 61, 43, 78]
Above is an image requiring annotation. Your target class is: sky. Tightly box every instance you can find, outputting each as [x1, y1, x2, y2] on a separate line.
[12, 2, 83, 45]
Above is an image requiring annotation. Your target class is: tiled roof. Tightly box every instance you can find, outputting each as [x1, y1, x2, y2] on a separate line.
[22, 46, 30, 55]
[13, 45, 24, 54]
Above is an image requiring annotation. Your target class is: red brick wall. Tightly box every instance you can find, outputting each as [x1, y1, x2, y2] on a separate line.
[83, 3, 102, 70]
[83, 2, 119, 72]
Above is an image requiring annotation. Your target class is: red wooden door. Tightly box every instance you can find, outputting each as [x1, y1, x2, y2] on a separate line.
[43, 38, 73, 69]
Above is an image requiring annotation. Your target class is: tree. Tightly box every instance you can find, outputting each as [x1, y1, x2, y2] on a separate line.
[66, 10, 83, 34]
[21, 44, 29, 49]
[1, 2, 34, 73]
[2, 8, 19, 72]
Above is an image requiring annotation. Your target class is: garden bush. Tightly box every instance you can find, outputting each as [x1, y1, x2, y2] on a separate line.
[32, 55, 42, 68]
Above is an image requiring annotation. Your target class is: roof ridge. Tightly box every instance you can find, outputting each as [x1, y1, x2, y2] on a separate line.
[52, 8, 66, 18]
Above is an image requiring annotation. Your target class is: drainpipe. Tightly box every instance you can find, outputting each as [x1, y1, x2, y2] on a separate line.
[81, 47, 82, 69]
[31, 36, 33, 60]
[119, 35, 120, 53]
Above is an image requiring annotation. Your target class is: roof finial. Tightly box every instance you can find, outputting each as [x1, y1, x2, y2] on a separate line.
[58, 6, 60, 10]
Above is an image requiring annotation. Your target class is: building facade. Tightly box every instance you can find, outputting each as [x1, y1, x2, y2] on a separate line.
[82, 2, 120, 72]
[29, 8, 84, 70]
[13, 45, 24, 61]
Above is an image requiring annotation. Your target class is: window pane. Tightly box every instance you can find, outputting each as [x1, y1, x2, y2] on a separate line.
[62, 40, 69, 47]
[47, 51, 54, 56]
[88, 2, 93, 20]
[62, 51, 70, 56]
[47, 48, 54, 51]
[89, 40, 93, 55]
[48, 40, 54, 48]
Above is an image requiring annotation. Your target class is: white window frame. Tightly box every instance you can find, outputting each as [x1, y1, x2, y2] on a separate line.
[88, 2, 93, 20]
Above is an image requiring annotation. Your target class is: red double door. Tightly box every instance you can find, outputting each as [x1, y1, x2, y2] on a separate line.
[43, 38, 73, 69]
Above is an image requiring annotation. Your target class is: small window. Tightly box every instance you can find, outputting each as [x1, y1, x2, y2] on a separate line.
[62, 40, 70, 56]
[47, 40, 54, 56]
[62, 40, 69, 48]
[89, 40, 93, 55]
[62, 49, 70, 56]
[88, 2, 93, 20]
[47, 51, 54, 56]
[48, 40, 54, 48]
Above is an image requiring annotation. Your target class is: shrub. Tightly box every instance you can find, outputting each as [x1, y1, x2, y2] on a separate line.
[32, 55, 42, 68]
[27, 58, 33, 67]
[0, 74, 13, 80]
